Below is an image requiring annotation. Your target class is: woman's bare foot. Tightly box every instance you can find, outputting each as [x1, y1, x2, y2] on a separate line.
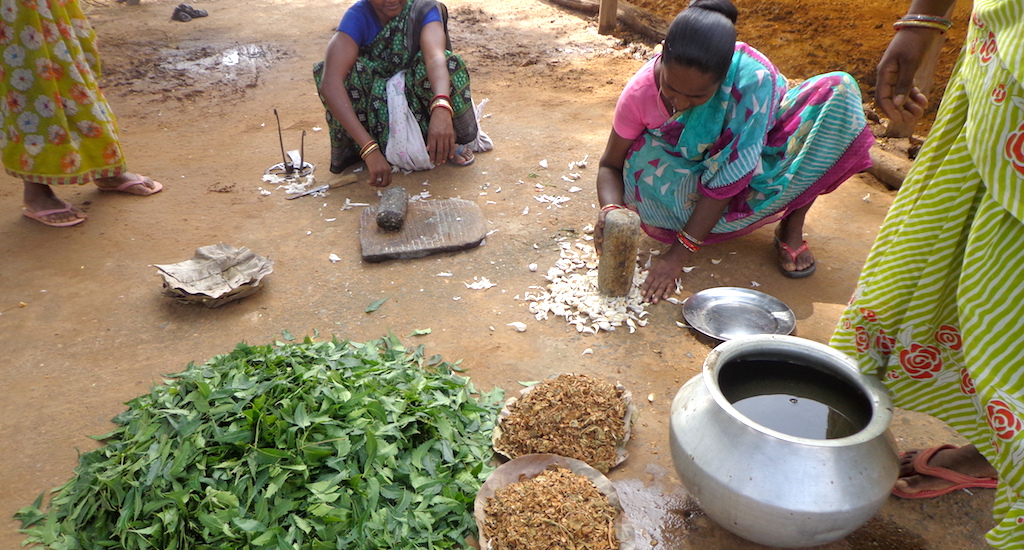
[22, 181, 87, 226]
[94, 173, 163, 196]
[895, 444, 998, 496]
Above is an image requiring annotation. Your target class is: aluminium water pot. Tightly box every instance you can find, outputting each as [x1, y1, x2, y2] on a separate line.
[669, 334, 899, 548]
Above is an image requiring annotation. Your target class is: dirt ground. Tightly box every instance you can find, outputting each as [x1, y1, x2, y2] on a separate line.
[0, 0, 997, 548]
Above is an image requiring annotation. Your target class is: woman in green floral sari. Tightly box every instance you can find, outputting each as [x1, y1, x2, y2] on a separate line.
[314, 0, 478, 187]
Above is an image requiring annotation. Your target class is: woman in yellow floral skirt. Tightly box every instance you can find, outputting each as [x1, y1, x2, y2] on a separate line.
[1, 0, 161, 227]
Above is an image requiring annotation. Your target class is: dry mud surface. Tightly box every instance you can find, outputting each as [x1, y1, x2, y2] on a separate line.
[0, 0, 994, 548]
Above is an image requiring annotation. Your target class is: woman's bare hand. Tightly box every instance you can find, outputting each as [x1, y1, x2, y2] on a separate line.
[641, 245, 688, 303]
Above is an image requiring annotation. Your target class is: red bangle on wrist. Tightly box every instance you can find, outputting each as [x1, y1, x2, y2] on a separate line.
[601, 204, 625, 213]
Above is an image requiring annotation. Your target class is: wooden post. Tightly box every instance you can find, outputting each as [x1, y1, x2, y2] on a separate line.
[597, 209, 640, 297]
[598, 0, 618, 35]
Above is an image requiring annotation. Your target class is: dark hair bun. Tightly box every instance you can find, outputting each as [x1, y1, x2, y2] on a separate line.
[688, 0, 738, 24]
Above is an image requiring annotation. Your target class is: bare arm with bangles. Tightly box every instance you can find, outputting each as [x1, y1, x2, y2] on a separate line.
[420, 20, 458, 166]
[876, 0, 957, 126]
[595, 129, 731, 304]
[320, 32, 393, 187]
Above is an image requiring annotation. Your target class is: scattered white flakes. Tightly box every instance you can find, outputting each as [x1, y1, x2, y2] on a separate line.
[516, 179, 525, 185]
[535, 194, 570, 207]
[665, 297, 683, 305]
[453, 296, 462, 301]
[306, 231, 312, 236]
[535, 183, 546, 190]
[751, 281, 761, 287]
[539, 159, 548, 169]
[682, 266, 697, 273]
[711, 258, 723, 265]
[533, 243, 539, 249]
[486, 200, 497, 205]
[528, 263, 538, 272]
[354, 167, 364, 172]
[582, 224, 595, 234]
[676, 321, 689, 329]
[648, 393, 655, 403]
[486, 229, 499, 236]
[582, 348, 594, 355]
[862, 193, 872, 203]
[465, 277, 497, 290]
[328, 253, 341, 263]
[312, 126, 322, 131]
[507, 322, 528, 332]
[341, 198, 370, 210]
[522, 206, 530, 215]
[568, 185, 583, 192]
[520, 236, 651, 335]
[568, 155, 589, 170]
[436, 272, 453, 277]
[324, 218, 337, 222]
[258, 187, 272, 196]
[494, 186, 502, 193]
[479, 192, 488, 196]
[489, 326, 495, 331]
[583, 235, 593, 241]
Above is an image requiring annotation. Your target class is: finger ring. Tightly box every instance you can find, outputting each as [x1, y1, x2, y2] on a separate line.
[376, 178, 382, 182]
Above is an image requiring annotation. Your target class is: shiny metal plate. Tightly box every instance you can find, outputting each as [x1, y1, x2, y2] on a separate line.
[682, 287, 796, 340]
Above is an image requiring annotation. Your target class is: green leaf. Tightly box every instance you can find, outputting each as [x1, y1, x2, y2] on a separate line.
[281, 329, 295, 341]
[407, 328, 432, 336]
[365, 298, 388, 313]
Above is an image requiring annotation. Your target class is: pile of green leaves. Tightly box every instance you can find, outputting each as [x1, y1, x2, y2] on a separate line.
[16, 335, 503, 549]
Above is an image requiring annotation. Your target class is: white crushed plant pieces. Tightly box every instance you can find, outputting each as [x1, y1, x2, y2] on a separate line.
[341, 198, 370, 210]
[567, 185, 582, 192]
[682, 266, 697, 273]
[410, 190, 431, 201]
[265, 173, 317, 195]
[258, 187, 272, 196]
[751, 281, 761, 287]
[538, 159, 548, 169]
[528, 263, 538, 272]
[582, 348, 594, 355]
[522, 206, 530, 215]
[648, 393, 655, 403]
[534, 194, 570, 208]
[521, 239, 650, 334]
[328, 253, 341, 263]
[711, 258, 723, 265]
[465, 277, 497, 290]
[436, 272, 453, 277]
[324, 218, 337, 222]
[675, 321, 689, 329]
[507, 322, 528, 332]
[863, 193, 872, 203]
[665, 297, 684, 305]
[568, 154, 589, 170]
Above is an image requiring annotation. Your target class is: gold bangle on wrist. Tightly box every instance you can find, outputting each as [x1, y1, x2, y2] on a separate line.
[359, 140, 380, 160]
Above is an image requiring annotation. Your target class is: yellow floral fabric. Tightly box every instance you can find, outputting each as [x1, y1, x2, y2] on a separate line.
[0, 0, 125, 185]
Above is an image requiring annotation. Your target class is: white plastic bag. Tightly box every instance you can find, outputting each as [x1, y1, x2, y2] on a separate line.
[385, 71, 434, 172]
[467, 98, 493, 153]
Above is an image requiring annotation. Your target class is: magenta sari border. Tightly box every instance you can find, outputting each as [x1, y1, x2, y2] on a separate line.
[641, 127, 875, 245]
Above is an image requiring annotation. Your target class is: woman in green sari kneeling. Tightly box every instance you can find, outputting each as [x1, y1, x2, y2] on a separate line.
[314, 0, 479, 187]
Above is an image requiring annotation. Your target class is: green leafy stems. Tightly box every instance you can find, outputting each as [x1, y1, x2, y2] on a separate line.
[16, 335, 504, 549]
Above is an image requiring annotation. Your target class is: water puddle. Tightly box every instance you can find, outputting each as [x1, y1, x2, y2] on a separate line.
[109, 43, 286, 100]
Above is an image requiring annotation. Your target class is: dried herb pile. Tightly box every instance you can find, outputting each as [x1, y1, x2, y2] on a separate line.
[497, 374, 627, 472]
[483, 465, 618, 550]
[15, 335, 503, 549]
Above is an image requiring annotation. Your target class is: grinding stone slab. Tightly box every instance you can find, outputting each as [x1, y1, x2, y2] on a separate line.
[360, 198, 487, 262]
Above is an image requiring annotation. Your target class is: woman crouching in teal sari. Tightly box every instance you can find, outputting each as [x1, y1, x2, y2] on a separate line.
[314, 0, 478, 187]
[595, 0, 874, 303]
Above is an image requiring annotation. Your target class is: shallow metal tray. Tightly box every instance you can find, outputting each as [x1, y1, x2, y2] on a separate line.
[682, 287, 796, 340]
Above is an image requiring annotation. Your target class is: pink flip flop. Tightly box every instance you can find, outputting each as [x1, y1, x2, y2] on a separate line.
[98, 176, 163, 196]
[774, 237, 816, 278]
[891, 444, 998, 499]
[22, 201, 86, 227]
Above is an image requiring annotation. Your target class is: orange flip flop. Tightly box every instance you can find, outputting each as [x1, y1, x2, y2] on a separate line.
[891, 444, 998, 499]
